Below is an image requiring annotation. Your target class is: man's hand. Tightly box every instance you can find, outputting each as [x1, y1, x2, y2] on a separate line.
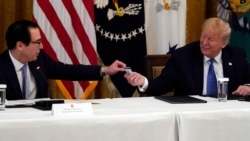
[124, 72, 145, 86]
[232, 85, 250, 96]
[101, 60, 126, 75]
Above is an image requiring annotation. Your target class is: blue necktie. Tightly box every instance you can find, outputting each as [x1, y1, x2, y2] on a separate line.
[207, 58, 217, 96]
[22, 64, 28, 99]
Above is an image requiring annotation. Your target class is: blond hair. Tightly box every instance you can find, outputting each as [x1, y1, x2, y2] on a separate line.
[202, 17, 231, 44]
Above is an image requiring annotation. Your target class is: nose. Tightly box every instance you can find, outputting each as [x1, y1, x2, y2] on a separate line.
[39, 42, 43, 49]
[201, 37, 208, 45]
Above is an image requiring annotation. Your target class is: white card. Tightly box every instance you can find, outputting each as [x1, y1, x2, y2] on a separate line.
[52, 103, 93, 116]
[125, 67, 132, 73]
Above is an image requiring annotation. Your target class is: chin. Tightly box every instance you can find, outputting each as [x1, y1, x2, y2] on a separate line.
[32, 57, 38, 61]
[201, 51, 211, 57]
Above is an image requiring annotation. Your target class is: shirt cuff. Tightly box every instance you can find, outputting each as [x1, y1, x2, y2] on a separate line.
[138, 77, 148, 92]
[100, 67, 106, 77]
[244, 84, 250, 87]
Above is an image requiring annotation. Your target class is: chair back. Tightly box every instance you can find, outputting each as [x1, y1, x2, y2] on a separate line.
[145, 54, 171, 79]
[144, 54, 173, 96]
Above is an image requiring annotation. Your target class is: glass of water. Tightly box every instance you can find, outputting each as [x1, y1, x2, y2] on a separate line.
[217, 78, 229, 102]
[0, 84, 7, 110]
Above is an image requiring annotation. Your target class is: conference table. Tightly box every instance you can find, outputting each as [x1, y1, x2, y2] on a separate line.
[127, 96, 250, 141]
[0, 96, 250, 141]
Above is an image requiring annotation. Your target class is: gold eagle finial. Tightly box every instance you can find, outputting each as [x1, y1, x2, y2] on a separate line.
[229, 0, 250, 12]
[113, 0, 124, 17]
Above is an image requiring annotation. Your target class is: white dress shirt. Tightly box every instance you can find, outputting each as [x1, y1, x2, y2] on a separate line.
[139, 51, 224, 95]
[9, 51, 37, 99]
[202, 51, 224, 95]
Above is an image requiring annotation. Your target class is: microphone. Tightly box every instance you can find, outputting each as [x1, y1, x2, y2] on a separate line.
[36, 66, 48, 83]
[36, 66, 50, 98]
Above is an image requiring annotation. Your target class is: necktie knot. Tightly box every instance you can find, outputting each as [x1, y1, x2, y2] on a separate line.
[22, 64, 27, 72]
[209, 58, 215, 64]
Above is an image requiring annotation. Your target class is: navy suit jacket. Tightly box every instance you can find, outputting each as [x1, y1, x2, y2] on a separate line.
[146, 41, 250, 96]
[0, 50, 102, 100]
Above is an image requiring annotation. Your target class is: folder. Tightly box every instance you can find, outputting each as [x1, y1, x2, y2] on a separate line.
[155, 96, 207, 104]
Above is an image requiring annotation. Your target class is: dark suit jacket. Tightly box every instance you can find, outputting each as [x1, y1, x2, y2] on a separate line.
[146, 41, 250, 96]
[0, 50, 102, 100]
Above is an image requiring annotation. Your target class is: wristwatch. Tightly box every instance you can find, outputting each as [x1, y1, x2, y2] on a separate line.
[100, 67, 106, 77]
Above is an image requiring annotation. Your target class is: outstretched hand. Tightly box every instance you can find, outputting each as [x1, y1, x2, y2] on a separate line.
[102, 60, 126, 75]
[124, 72, 145, 86]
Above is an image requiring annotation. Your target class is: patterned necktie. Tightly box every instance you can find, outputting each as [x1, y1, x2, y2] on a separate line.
[207, 58, 217, 96]
[22, 64, 28, 99]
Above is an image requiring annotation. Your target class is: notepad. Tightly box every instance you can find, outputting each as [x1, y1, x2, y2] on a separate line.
[155, 96, 207, 104]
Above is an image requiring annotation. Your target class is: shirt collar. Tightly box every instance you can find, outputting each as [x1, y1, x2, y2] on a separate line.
[204, 51, 222, 63]
[9, 50, 26, 71]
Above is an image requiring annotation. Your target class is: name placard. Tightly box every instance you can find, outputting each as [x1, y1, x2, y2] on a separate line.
[52, 103, 93, 116]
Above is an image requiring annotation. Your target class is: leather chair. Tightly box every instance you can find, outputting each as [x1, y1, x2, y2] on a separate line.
[145, 54, 171, 79]
[143, 54, 173, 96]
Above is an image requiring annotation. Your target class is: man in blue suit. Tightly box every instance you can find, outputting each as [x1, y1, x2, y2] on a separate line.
[125, 17, 250, 96]
[0, 20, 126, 100]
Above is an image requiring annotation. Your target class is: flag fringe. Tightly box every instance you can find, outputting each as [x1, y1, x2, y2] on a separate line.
[55, 80, 98, 99]
[81, 81, 98, 99]
[55, 80, 72, 99]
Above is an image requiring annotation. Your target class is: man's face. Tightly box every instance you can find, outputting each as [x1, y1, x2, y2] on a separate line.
[22, 28, 43, 62]
[200, 28, 226, 58]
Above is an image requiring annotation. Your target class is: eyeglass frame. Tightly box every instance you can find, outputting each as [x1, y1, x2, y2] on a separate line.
[30, 39, 42, 45]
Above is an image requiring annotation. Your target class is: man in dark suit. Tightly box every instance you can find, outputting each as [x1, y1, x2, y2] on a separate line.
[125, 17, 250, 96]
[0, 20, 126, 100]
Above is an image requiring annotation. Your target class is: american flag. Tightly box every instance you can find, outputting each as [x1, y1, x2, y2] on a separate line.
[33, 0, 98, 99]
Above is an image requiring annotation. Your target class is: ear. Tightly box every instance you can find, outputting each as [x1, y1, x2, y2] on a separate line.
[221, 41, 227, 49]
[16, 41, 25, 50]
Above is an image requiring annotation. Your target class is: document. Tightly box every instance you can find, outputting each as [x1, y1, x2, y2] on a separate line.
[6, 98, 50, 108]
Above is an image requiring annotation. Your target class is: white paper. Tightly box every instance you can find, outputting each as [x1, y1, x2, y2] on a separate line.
[6, 98, 50, 106]
[52, 103, 93, 116]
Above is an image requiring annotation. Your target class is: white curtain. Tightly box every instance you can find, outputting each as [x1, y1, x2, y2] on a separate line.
[144, 0, 186, 54]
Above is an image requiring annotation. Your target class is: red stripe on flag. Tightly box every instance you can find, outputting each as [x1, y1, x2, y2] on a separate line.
[60, 0, 92, 90]
[32, 16, 76, 98]
[82, 0, 94, 23]
[62, 0, 97, 65]
[34, 0, 97, 98]
[32, 17, 58, 61]
[37, 0, 80, 65]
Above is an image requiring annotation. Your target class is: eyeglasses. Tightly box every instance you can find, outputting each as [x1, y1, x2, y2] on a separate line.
[30, 40, 42, 45]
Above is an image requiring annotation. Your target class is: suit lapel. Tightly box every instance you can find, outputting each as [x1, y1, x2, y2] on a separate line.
[193, 53, 203, 95]
[29, 62, 41, 98]
[222, 48, 233, 80]
[29, 61, 48, 98]
[3, 52, 23, 98]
